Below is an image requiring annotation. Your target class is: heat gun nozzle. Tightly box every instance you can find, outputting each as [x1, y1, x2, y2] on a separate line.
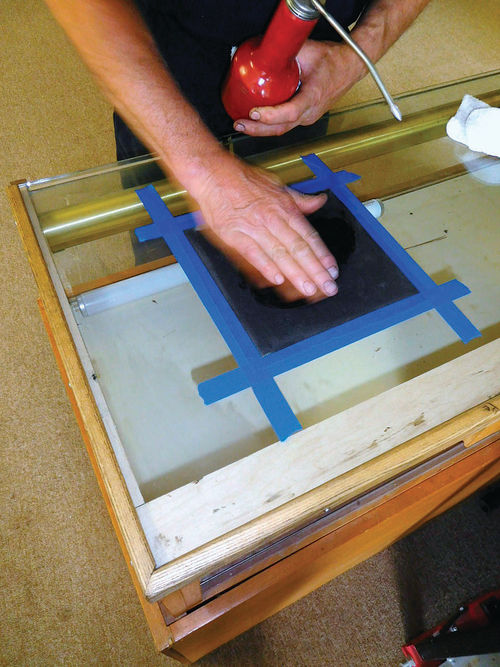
[309, 0, 403, 122]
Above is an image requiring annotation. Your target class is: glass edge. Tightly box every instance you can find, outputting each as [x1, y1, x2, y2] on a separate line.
[26, 153, 159, 191]
[226, 68, 500, 145]
[26, 68, 500, 190]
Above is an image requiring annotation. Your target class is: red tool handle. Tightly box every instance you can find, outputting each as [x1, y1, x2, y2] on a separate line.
[222, 0, 318, 121]
[257, 0, 318, 69]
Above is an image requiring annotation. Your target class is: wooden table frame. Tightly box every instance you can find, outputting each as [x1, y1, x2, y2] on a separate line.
[8, 172, 500, 662]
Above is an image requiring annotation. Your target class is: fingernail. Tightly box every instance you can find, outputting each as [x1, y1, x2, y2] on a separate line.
[323, 280, 338, 296]
[274, 273, 285, 285]
[303, 281, 316, 296]
[250, 110, 260, 120]
[234, 123, 245, 131]
[328, 266, 339, 280]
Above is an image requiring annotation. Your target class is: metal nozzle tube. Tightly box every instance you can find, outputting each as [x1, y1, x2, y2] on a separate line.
[309, 0, 402, 122]
[286, 0, 325, 21]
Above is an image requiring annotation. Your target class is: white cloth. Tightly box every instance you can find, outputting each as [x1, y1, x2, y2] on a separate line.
[446, 94, 500, 158]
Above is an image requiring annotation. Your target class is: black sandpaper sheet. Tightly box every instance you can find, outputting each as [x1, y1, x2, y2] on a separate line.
[185, 192, 418, 356]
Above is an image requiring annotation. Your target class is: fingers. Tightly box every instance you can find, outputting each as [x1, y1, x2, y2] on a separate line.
[233, 92, 313, 137]
[268, 231, 337, 297]
[201, 224, 321, 303]
[197, 157, 340, 301]
[268, 279, 325, 305]
[250, 96, 308, 125]
[234, 118, 294, 137]
[288, 189, 327, 214]
[287, 190, 339, 275]
[199, 224, 271, 288]
[221, 213, 338, 299]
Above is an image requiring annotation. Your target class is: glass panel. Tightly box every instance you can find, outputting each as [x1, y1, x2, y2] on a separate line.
[24, 71, 500, 501]
[73, 161, 499, 501]
[25, 70, 499, 295]
[225, 69, 500, 155]
[74, 278, 278, 501]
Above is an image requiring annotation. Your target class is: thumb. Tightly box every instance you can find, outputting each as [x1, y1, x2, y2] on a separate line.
[288, 189, 327, 215]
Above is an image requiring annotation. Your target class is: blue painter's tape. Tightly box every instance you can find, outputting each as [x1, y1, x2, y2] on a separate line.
[296, 155, 481, 344]
[198, 279, 478, 403]
[198, 367, 247, 404]
[432, 301, 481, 343]
[136, 184, 301, 440]
[252, 377, 302, 441]
[136, 185, 258, 363]
[134, 155, 480, 441]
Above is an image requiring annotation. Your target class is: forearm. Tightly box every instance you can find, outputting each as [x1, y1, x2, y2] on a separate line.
[43, 0, 341, 299]
[343, 0, 432, 80]
[43, 0, 228, 196]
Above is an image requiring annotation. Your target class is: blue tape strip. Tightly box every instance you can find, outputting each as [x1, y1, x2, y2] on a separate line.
[198, 279, 474, 403]
[430, 301, 481, 344]
[252, 378, 302, 441]
[135, 186, 258, 363]
[135, 154, 480, 441]
[296, 154, 481, 343]
[135, 184, 301, 440]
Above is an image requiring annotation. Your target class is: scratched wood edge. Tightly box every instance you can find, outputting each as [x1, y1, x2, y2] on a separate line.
[7, 183, 159, 608]
[144, 395, 500, 601]
[165, 441, 500, 662]
[36, 297, 173, 651]
[138, 335, 500, 579]
[199, 433, 500, 603]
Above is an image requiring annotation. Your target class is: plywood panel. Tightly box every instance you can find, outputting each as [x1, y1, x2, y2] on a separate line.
[166, 439, 500, 662]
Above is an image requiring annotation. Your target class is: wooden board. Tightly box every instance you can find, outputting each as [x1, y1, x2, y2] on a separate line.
[36, 297, 173, 653]
[7, 182, 155, 595]
[165, 438, 500, 662]
[141, 378, 500, 600]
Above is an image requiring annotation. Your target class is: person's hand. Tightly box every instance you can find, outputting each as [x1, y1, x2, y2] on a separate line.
[233, 40, 363, 137]
[193, 154, 339, 300]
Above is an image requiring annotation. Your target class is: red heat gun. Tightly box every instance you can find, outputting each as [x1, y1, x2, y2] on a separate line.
[222, 0, 402, 123]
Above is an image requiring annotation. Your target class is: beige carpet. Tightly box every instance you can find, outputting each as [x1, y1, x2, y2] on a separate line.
[0, 1, 499, 665]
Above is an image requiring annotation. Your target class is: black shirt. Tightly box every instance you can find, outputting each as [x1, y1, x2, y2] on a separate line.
[134, 0, 368, 137]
